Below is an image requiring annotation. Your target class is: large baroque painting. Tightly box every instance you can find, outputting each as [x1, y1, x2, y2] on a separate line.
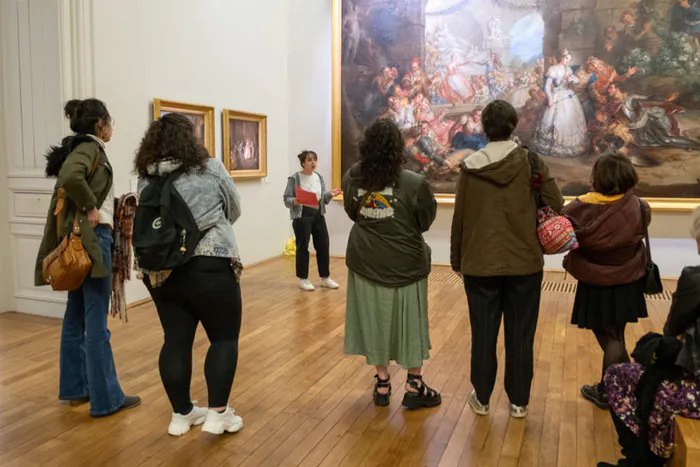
[333, 0, 700, 209]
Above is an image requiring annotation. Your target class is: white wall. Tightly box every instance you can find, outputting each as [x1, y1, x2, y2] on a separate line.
[0, 0, 69, 316]
[92, 0, 292, 303]
[0, 85, 10, 313]
[288, 1, 698, 279]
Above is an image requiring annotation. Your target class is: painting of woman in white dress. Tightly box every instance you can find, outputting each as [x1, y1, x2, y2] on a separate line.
[533, 49, 588, 157]
[222, 109, 268, 179]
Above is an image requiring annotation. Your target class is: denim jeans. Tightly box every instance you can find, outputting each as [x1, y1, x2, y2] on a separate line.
[59, 225, 125, 416]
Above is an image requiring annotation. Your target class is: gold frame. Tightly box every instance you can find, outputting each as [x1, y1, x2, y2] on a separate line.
[153, 99, 216, 157]
[222, 109, 268, 180]
[330, 0, 699, 212]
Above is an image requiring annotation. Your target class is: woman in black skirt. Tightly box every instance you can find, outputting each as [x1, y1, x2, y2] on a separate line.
[562, 152, 650, 409]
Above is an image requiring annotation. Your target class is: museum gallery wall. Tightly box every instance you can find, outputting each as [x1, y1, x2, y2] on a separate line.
[333, 0, 700, 210]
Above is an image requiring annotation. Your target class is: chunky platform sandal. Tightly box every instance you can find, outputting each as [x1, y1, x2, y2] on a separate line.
[401, 374, 441, 410]
[373, 375, 392, 407]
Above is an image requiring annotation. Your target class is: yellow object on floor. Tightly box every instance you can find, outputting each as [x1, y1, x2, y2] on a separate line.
[284, 238, 296, 256]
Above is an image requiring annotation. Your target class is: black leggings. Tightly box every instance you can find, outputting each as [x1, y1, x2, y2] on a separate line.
[145, 257, 242, 415]
[594, 326, 630, 388]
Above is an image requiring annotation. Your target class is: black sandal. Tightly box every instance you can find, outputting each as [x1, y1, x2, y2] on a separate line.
[402, 374, 441, 410]
[373, 375, 392, 407]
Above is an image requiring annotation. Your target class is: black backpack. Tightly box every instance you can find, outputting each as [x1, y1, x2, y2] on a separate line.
[132, 170, 204, 271]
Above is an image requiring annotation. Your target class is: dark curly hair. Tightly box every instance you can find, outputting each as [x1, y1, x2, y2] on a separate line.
[358, 119, 405, 191]
[134, 113, 210, 177]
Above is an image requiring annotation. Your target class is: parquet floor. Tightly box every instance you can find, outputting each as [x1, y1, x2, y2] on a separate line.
[0, 257, 676, 466]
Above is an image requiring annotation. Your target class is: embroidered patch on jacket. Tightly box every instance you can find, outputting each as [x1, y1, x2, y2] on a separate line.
[358, 188, 395, 220]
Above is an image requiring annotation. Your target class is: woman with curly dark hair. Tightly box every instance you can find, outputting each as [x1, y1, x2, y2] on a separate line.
[134, 113, 244, 437]
[342, 119, 441, 410]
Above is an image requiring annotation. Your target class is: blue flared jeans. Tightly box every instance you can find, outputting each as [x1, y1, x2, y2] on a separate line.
[58, 225, 125, 416]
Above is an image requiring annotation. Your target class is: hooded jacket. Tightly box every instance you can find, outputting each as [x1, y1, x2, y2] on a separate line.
[35, 136, 113, 286]
[450, 141, 564, 277]
[563, 192, 649, 286]
[342, 163, 436, 287]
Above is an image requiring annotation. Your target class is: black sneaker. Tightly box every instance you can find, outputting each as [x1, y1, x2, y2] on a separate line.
[92, 395, 142, 418]
[581, 384, 609, 410]
[120, 395, 142, 411]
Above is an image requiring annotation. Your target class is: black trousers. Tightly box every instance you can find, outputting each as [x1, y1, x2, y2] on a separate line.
[145, 257, 242, 415]
[608, 410, 666, 466]
[292, 207, 330, 279]
[463, 272, 543, 407]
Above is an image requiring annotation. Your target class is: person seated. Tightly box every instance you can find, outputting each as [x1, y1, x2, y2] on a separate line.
[601, 206, 700, 467]
[450, 109, 487, 151]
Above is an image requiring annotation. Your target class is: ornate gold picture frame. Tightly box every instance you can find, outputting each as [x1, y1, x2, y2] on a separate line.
[331, 0, 700, 211]
[153, 99, 216, 157]
[222, 109, 268, 180]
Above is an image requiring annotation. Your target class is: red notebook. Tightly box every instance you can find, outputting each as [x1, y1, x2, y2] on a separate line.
[295, 186, 319, 207]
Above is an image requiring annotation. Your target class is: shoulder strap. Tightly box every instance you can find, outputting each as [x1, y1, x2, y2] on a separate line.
[86, 146, 102, 184]
[639, 198, 652, 265]
[525, 149, 544, 208]
[53, 144, 103, 238]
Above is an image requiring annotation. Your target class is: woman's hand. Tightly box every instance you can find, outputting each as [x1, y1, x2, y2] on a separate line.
[330, 188, 342, 197]
[87, 208, 100, 227]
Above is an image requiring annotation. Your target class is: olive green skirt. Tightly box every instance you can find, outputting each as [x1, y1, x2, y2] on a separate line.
[343, 270, 431, 369]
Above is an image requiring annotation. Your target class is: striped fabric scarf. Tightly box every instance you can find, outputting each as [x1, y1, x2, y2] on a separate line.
[111, 193, 138, 322]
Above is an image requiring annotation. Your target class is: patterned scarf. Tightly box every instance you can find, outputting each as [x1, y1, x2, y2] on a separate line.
[111, 193, 138, 322]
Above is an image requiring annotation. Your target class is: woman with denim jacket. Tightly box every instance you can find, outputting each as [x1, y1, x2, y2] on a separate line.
[283, 150, 341, 291]
[135, 113, 243, 437]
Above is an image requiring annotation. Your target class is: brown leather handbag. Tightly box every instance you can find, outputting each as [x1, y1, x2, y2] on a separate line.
[42, 150, 101, 291]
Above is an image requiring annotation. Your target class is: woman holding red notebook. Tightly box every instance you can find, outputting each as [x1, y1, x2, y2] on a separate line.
[283, 150, 341, 291]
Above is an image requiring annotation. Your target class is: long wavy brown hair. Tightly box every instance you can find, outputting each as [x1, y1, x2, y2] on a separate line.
[358, 119, 405, 191]
[134, 113, 209, 177]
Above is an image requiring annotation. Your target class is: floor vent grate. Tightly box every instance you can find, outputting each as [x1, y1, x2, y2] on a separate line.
[429, 274, 674, 301]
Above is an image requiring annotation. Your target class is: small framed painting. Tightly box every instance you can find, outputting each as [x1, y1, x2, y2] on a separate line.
[222, 109, 268, 179]
[153, 99, 216, 156]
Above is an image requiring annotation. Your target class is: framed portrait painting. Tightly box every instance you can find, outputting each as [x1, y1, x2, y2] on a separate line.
[222, 110, 268, 179]
[331, 0, 700, 210]
[153, 99, 216, 156]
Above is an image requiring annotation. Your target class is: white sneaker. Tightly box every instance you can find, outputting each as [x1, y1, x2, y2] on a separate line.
[320, 277, 339, 289]
[468, 390, 490, 416]
[510, 404, 528, 419]
[201, 408, 243, 435]
[168, 406, 208, 436]
[299, 279, 315, 292]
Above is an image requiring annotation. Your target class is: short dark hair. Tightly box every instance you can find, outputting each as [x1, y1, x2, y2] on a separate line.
[64, 99, 110, 135]
[481, 100, 518, 141]
[297, 150, 317, 167]
[591, 151, 639, 196]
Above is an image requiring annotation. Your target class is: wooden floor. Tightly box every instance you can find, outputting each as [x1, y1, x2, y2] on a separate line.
[0, 257, 676, 467]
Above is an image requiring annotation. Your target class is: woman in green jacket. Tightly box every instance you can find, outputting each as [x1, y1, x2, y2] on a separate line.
[343, 119, 441, 410]
[35, 99, 140, 417]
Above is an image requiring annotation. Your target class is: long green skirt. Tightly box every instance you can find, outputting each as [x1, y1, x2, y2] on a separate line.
[343, 270, 431, 369]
